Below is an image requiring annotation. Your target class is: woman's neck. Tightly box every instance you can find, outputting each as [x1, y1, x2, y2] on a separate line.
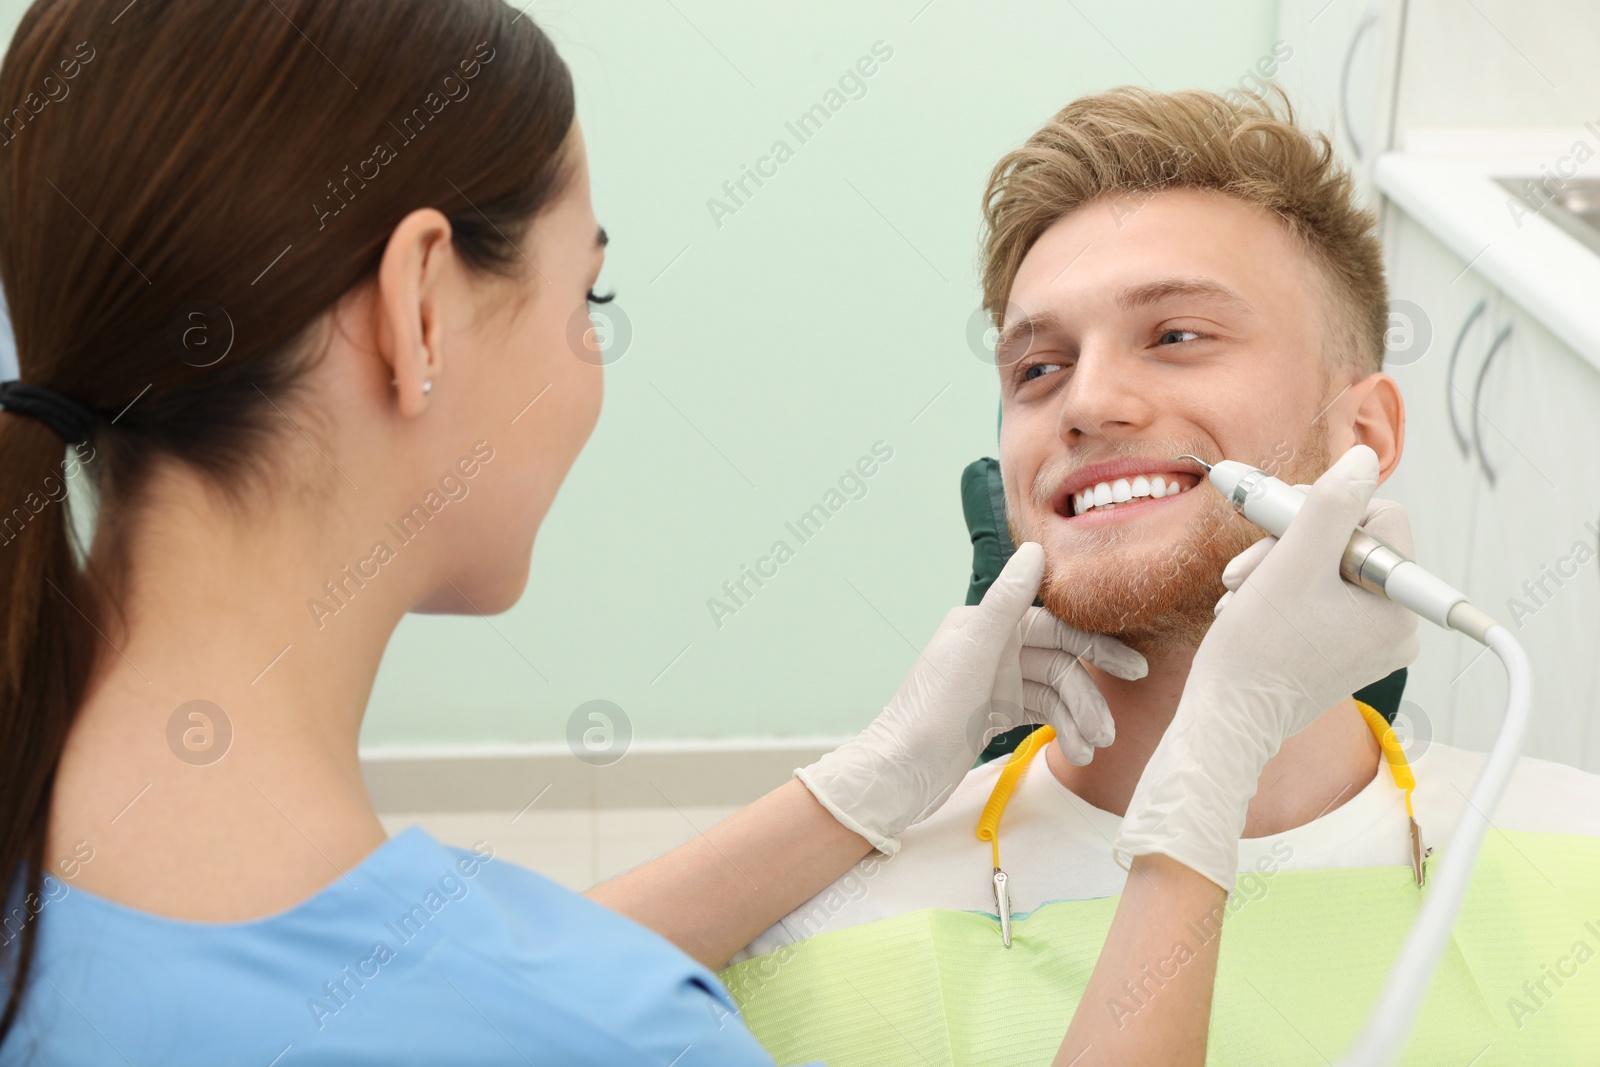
[46, 461, 411, 920]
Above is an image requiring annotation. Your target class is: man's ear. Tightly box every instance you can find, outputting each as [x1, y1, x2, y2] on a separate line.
[1332, 372, 1404, 484]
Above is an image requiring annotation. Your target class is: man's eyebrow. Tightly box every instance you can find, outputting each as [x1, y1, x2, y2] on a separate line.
[596, 225, 609, 249]
[1116, 276, 1252, 314]
[995, 310, 1062, 361]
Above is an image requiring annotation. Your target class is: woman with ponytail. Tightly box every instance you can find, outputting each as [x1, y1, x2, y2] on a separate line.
[0, 2, 834, 1060]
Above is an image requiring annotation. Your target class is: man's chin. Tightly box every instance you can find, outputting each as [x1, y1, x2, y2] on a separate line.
[1037, 560, 1219, 654]
[1028, 518, 1263, 654]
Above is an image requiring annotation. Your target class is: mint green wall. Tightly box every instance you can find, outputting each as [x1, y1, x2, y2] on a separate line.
[0, 0, 1279, 745]
[364, 0, 1281, 746]
[374, 0, 1281, 745]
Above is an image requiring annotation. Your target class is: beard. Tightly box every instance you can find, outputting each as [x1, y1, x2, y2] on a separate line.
[1007, 429, 1332, 655]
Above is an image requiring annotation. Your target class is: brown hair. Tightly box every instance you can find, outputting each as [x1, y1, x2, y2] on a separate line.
[979, 85, 1387, 376]
[0, 0, 575, 1041]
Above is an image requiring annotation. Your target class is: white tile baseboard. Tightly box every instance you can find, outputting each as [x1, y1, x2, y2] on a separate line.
[360, 736, 850, 814]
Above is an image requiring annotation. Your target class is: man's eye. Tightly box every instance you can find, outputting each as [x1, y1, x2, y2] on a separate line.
[1157, 329, 1201, 345]
[1022, 362, 1066, 382]
[586, 288, 616, 305]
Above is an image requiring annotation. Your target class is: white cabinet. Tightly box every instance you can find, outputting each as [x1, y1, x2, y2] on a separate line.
[1384, 210, 1600, 771]
[1454, 302, 1600, 765]
[1278, 0, 1600, 204]
[1274, 0, 1404, 210]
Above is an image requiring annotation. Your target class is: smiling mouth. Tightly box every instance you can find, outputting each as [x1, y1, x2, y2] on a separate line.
[1058, 470, 1204, 518]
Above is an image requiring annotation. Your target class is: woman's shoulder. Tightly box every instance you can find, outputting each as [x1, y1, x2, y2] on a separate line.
[7, 827, 777, 1067]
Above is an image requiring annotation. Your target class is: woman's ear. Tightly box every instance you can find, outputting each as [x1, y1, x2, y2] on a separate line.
[1339, 372, 1405, 484]
[375, 208, 452, 417]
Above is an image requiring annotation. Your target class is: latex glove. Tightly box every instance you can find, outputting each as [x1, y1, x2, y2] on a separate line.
[798, 542, 1146, 855]
[1112, 444, 1421, 890]
[1010, 606, 1146, 766]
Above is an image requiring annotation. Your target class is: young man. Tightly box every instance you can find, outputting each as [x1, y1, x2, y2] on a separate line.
[725, 87, 1600, 1064]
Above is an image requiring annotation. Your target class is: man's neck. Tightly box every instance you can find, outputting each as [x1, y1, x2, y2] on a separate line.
[1045, 642, 1382, 838]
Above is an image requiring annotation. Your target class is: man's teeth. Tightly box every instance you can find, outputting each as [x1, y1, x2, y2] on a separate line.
[1073, 475, 1190, 515]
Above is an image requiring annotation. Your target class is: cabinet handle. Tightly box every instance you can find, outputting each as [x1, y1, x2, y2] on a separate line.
[1339, 7, 1381, 161]
[1469, 322, 1513, 486]
[1446, 298, 1486, 458]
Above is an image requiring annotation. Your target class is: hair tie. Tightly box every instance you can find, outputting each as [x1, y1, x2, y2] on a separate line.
[0, 381, 98, 445]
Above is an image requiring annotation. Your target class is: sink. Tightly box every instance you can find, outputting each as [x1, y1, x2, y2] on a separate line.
[1497, 176, 1600, 257]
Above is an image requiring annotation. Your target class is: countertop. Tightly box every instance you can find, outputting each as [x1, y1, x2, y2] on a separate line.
[1375, 127, 1600, 373]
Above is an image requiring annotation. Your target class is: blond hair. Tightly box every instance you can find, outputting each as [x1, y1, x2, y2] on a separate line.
[979, 85, 1387, 376]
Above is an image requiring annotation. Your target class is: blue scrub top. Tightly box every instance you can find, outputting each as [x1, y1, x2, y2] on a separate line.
[1, 826, 816, 1066]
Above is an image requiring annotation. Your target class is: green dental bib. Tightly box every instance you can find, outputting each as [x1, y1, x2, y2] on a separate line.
[719, 831, 1600, 1065]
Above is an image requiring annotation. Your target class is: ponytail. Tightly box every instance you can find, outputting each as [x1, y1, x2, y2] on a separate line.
[0, 414, 96, 1038]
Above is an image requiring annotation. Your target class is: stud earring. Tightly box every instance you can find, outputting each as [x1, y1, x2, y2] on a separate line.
[422, 378, 433, 395]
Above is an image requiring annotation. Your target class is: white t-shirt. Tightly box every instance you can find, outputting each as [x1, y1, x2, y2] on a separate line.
[734, 740, 1600, 964]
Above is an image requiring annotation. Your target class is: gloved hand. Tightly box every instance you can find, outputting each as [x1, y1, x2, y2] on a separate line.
[798, 542, 1146, 855]
[1009, 606, 1144, 767]
[1112, 444, 1421, 890]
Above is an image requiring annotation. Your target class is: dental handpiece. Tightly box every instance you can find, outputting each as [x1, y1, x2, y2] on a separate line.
[1176, 455, 1496, 642]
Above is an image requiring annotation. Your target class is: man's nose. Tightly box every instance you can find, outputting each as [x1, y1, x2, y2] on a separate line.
[1055, 345, 1154, 443]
